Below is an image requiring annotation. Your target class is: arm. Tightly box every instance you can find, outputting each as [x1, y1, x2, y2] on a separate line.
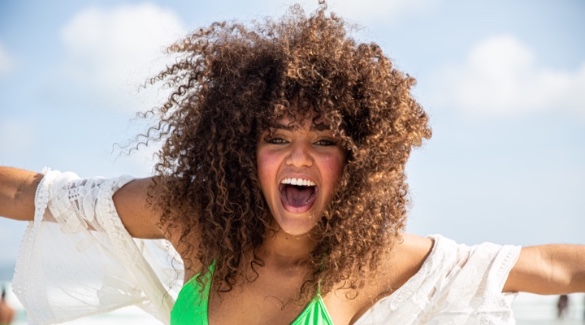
[503, 244, 585, 294]
[0, 166, 42, 221]
[0, 166, 164, 239]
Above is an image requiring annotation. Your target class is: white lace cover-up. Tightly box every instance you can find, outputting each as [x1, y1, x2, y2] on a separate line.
[12, 170, 521, 325]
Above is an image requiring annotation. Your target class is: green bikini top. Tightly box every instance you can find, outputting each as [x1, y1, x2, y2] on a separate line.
[171, 263, 334, 325]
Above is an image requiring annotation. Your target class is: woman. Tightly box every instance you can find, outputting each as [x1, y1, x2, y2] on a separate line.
[1, 3, 584, 324]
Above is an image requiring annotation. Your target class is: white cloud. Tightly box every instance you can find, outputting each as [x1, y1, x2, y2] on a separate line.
[430, 35, 585, 118]
[60, 4, 185, 111]
[0, 42, 15, 76]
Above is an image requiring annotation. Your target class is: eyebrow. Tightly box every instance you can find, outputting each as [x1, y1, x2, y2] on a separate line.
[272, 122, 330, 131]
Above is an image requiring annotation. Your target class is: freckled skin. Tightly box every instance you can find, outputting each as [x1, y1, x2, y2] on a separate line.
[256, 117, 345, 236]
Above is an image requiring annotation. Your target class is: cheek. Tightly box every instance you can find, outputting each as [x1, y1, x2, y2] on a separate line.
[256, 150, 277, 190]
[321, 154, 345, 187]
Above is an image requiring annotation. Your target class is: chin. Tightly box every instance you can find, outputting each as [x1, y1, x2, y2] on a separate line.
[280, 227, 312, 237]
[275, 214, 318, 237]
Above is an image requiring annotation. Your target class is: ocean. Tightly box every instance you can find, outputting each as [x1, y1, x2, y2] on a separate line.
[3, 283, 584, 324]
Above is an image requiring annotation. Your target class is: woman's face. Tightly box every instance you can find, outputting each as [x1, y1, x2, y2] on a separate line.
[256, 115, 346, 236]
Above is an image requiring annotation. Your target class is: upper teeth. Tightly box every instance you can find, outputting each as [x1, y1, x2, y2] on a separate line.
[281, 178, 316, 186]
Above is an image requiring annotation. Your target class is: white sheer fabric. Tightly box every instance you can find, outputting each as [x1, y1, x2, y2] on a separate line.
[354, 236, 520, 325]
[13, 169, 182, 325]
[12, 170, 521, 324]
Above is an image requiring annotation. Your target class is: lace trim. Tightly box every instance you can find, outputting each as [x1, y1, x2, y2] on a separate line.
[12, 168, 60, 322]
[95, 176, 175, 322]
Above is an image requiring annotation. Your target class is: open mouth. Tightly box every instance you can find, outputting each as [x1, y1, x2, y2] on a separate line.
[279, 177, 318, 211]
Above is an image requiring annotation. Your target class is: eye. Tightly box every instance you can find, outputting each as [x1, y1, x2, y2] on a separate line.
[314, 138, 337, 146]
[264, 137, 287, 144]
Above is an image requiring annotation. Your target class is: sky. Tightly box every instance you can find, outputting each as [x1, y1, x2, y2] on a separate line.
[0, 0, 584, 270]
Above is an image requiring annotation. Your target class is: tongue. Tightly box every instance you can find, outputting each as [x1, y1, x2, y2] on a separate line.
[284, 185, 314, 207]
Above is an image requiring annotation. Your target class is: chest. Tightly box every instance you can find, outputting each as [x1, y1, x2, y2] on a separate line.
[207, 271, 308, 324]
[207, 289, 306, 324]
[206, 271, 362, 325]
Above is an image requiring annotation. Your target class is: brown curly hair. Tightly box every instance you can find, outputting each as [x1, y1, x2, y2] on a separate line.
[144, 1, 431, 301]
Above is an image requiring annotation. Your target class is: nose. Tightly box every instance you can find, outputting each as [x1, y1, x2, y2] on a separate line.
[286, 142, 313, 168]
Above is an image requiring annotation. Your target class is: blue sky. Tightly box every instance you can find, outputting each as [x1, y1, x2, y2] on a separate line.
[0, 0, 584, 268]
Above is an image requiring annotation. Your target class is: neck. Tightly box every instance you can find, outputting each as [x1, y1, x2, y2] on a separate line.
[260, 228, 316, 268]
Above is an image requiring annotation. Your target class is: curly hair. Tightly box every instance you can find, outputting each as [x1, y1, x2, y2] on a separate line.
[144, 1, 431, 302]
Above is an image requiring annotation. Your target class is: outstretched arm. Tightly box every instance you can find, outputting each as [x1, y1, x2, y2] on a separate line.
[0, 166, 42, 221]
[0, 166, 164, 239]
[504, 244, 585, 294]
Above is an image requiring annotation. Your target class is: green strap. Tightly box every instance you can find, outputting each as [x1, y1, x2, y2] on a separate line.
[290, 293, 334, 325]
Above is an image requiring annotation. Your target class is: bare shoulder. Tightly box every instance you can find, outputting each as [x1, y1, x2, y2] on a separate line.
[113, 177, 165, 239]
[386, 234, 434, 288]
[369, 233, 434, 294]
[114, 177, 205, 279]
[395, 233, 434, 257]
[348, 234, 434, 322]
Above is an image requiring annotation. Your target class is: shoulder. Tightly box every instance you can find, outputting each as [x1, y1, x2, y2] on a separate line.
[364, 233, 433, 296]
[345, 234, 433, 320]
[396, 233, 435, 257]
[114, 178, 205, 276]
[384, 233, 434, 289]
[113, 177, 165, 239]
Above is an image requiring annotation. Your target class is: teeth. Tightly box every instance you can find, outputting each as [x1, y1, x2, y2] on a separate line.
[281, 178, 316, 186]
